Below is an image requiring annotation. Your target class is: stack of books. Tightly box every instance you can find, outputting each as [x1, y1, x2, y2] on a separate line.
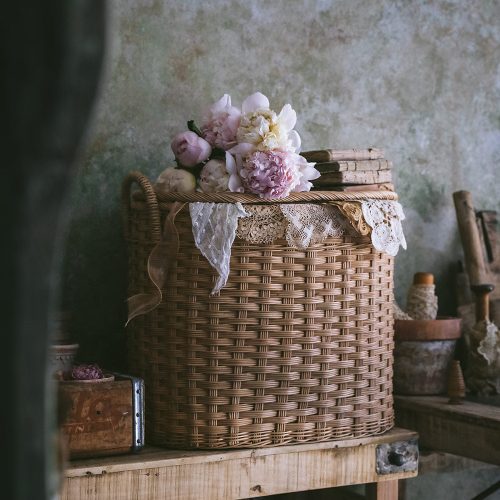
[301, 148, 394, 192]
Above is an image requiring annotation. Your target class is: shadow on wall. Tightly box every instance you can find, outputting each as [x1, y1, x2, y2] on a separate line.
[62, 209, 128, 371]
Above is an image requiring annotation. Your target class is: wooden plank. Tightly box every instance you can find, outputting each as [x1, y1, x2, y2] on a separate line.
[301, 149, 385, 163]
[365, 480, 398, 500]
[418, 450, 499, 475]
[62, 428, 417, 500]
[395, 396, 500, 466]
[453, 191, 489, 286]
[64, 428, 415, 476]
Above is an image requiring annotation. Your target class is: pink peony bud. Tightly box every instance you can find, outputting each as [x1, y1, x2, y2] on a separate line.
[200, 94, 241, 151]
[171, 131, 212, 167]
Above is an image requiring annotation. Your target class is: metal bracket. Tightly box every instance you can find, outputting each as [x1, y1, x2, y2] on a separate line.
[112, 372, 145, 451]
[376, 438, 419, 475]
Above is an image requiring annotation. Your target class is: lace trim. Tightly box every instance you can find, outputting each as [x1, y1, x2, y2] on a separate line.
[190, 200, 406, 294]
[236, 205, 285, 244]
[236, 204, 348, 248]
[361, 200, 407, 257]
[190, 202, 248, 294]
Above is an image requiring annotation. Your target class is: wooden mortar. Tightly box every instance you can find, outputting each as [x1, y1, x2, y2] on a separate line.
[394, 317, 461, 395]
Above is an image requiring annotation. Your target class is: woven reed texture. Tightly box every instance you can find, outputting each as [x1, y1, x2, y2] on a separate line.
[123, 172, 395, 449]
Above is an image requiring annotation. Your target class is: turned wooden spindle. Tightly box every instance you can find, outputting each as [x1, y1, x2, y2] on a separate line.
[471, 283, 495, 322]
[447, 360, 466, 404]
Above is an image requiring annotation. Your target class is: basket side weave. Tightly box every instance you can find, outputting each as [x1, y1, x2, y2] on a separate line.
[123, 172, 395, 448]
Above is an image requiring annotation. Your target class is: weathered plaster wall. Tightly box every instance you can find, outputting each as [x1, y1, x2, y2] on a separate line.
[63, 1, 500, 495]
[64, 0, 500, 364]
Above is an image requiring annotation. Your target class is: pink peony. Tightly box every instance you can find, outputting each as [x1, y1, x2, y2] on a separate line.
[171, 131, 212, 167]
[239, 150, 320, 200]
[200, 94, 241, 150]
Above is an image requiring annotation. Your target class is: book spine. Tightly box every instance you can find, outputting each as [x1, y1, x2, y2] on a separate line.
[312, 183, 395, 192]
[315, 159, 392, 173]
[301, 148, 384, 163]
[313, 169, 393, 186]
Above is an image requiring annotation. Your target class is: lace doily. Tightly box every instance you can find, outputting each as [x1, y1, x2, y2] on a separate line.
[361, 200, 407, 257]
[237, 204, 348, 248]
[466, 319, 500, 395]
[190, 202, 248, 294]
[281, 204, 347, 248]
[190, 200, 406, 294]
[236, 205, 285, 244]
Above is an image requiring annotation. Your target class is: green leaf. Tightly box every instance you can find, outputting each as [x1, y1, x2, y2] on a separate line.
[187, 120, 203, 137]
[211, 148, 226, 160]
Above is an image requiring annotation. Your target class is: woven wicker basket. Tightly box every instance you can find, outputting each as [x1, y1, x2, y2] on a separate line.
[122, 171, 397, 449]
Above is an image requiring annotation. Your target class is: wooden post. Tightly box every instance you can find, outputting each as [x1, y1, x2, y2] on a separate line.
[366, 480, 399, 500]
[453, 191, 488, 286]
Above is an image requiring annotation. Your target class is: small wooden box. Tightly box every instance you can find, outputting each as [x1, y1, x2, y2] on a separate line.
[58, 373, 144, 459]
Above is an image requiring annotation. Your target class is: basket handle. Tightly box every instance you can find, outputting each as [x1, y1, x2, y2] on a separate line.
[122, 171, 162, 243]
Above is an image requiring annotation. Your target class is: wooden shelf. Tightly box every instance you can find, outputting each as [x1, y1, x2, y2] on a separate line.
[395, 395, 500, 466]
[62, 428, 417, 500]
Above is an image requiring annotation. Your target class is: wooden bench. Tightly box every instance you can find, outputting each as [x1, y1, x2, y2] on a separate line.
[395, 395, 500, 466]
[62, 427, 418, 500]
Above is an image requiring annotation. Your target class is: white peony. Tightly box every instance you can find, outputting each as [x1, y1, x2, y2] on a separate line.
[235, 92, 301, 153]
[155, 167, 196, 192]
[198, 159, 230, 192]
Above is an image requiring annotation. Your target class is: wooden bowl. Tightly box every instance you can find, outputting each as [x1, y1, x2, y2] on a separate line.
[395, 317, 461, 341]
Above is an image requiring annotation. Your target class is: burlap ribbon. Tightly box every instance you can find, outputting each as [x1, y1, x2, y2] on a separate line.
[126, 202, 185, 325]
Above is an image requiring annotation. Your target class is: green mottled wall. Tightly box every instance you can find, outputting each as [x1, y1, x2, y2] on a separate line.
[64, 0, 500, 367]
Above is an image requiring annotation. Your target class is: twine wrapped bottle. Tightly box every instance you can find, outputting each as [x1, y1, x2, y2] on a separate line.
[406, 272, 438, 320]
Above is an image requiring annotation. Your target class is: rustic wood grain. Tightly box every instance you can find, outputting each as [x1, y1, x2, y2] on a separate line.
[365, 480, 398, 500]
[395, 396, 500, 466]
[453, 191, 489, 286]
[62, 428, 417, 500]
[478, 211, 500, 270]
[394, 317, 461, 341]
[301, 149, 385, 163]
[58, 379, 134, 458]
[418, 450, 499, 475]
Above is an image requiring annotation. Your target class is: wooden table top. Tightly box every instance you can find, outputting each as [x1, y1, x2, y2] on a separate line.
[62, 427, 418, 500]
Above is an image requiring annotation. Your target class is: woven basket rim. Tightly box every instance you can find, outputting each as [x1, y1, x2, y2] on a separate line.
[134, 188, 398, 204]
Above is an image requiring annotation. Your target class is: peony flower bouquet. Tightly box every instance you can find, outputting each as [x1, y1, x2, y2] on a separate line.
[158, 92, 320, 200]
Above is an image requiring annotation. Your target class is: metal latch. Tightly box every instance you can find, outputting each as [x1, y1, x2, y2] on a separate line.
[376, 438, 419, 475]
